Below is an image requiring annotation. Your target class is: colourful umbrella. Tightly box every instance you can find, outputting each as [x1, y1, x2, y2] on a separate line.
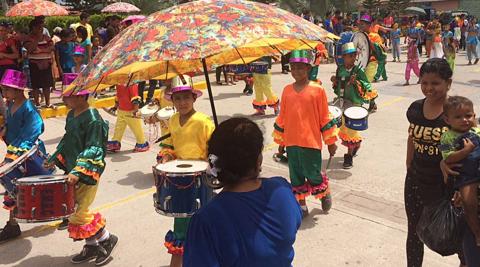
[6, 0, 69, 17]
[122, 15, 146, 24]
[102, 2, 141, 13]
[69, 0, 335, 125]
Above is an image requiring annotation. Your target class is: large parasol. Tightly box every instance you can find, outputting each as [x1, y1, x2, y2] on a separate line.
[69, 0, 335, 125]
[6, 0, 69, 17]
[101, 2, 141, 13]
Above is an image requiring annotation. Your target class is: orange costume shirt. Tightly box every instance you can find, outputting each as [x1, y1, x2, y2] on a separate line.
[116, 84, 141, 111]
[273, 82, 337, 150]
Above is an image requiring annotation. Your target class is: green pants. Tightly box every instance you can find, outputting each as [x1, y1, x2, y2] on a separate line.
[286, 146, 323, 187]
[173, 217, 190, 241]
[374, 60, 387, 81]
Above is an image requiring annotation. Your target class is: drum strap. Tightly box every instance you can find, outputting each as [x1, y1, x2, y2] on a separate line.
[155, 133, 172, 144]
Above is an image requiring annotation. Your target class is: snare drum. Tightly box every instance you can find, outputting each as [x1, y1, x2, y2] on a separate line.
[140, 103, 160, 119]
[328, 106, 343, 128]
[0, 143, 53, 198]
[155, 106, 175, 122]
[344, 106, 369, 131]
[153, 160, 214, 218]
[14, 175, 75, 223]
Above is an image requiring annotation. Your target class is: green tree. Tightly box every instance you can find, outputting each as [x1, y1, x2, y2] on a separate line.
[386, 0, 410, 16]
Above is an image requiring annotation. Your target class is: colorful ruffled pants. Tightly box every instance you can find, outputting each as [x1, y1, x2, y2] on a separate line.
[286, 146, 329, 201]
[68, 183, 106, 240]
[164, 217, 190, 255]
[252, 72, 279, 111]
[111, 110, 147, 146]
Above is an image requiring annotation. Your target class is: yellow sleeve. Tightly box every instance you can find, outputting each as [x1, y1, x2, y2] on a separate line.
[158, 117, 175, 160]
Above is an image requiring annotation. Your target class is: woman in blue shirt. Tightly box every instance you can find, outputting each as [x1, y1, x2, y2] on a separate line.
[183, 117, 302, 267]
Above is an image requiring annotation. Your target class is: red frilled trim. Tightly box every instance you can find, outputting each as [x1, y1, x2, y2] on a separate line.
[3, 194, 15, 210]
[164, 230, 184, 255]
[68, 213, 106, 240]
[292, 176, 330, 201]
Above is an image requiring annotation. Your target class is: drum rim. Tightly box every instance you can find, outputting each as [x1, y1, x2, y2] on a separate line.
[0, 143, 40, 176]
[154, 204, 194, 218]
[16, 214, 72, 223]
[344, 106, 369, 119]
[140, 104, 160, 117]
[156, 106, 175, 120]
[14, 174, 68, 185]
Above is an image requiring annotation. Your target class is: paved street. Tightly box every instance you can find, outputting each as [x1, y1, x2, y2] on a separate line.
[1, 49, 480, 267]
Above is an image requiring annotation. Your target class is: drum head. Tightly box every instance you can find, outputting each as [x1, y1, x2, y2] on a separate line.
[0, 143, 39, 176]
[344, 106, 369, 119]
[156, 106, 175, 120]
[328, 106, 342, 118]
[156, 160, 208, 174]
[351, 32, 371, 70]
[140, 104, 160, 118]
[15, 174, 67, 185]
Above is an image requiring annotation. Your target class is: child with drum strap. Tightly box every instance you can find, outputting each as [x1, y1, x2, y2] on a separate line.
[331, 42, 376, 169]
[0, 69, 51, 242]
[107, 82, 149, 153]
[273, 49, 338, 218]
[157, 74, 214, 267]
[45, 87, 118, 265]
[251, 56, 280, 116]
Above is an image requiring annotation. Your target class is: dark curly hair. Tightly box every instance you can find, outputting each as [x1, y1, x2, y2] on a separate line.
[444, 95, 474, 116]
[207, 117, 263, 186]
[420, 58, 453, 81]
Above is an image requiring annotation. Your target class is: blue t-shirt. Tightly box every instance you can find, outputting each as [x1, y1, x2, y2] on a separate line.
[80, 39, 92, 64]
[391, 29, 401, 44]
[55, 42, 75, 73]
[183, 177, 302, 267]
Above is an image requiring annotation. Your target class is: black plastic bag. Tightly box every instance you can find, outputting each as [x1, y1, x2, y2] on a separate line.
[416, 198, 465, 256]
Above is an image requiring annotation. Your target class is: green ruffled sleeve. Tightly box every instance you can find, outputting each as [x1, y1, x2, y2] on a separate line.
[70, 119, 108, 185]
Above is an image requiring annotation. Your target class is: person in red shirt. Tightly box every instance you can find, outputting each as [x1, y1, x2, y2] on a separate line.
[107, 83, 149, 152]
[273, 50, 338, 217]
[0, 22, 19, 79]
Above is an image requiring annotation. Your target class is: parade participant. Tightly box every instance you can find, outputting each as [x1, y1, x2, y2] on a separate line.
[443, 32, 456, 73]
[403, 39, 420, 86]
[71, 45, 87, 74]
[331, 43, 376, 169]
[357, 14, 379, 112]
[273, 49, 338, 217]
[0, 69, 51, 242]
[310, 43, 328, 82]
[390, 23, 401, 62]
[55, 28, 75, 77]
[184, 117, 302, 266]
[466, 18, 479, 65]
[251, 56, 279, 116]
[370, 32, 388, 83]
[405, 58, 466, 267]
[157, 74, 215, 267]
[430, 19, 444, 59]
[45, 86, 118, 265]
[439, 95, 480, 266]
[107, 82, 149, 153]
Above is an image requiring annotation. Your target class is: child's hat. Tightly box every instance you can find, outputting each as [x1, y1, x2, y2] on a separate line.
[165, 74, 202, 101]
[73, 45, 86, 56]
[289, 50, 314, 65]
[341, 42, 357, 55]
[0, 69, 28, 90]
[360, 14, 372, 23]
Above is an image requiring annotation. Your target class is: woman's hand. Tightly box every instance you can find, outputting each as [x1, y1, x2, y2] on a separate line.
[440, 159, 461, 184]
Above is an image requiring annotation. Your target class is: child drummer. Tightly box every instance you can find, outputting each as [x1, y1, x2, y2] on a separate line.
[45, 78, 118, 265]
[0, 69, 51, 242]
[107, 82, 149, 153]
[331, 42, 376, 169]
[273, 50, 338, 218]
[156, 74, 215, 267]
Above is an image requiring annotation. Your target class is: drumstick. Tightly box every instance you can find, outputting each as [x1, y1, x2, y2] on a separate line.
[154, 133, 172, 144]
[323, 155, 333, 173]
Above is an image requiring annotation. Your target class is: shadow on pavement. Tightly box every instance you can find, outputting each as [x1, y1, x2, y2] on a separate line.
[108, 150, 132, 163]
[327, 169, 352, 181]
[21, 224, 57, 239]
[299, 208, 327, 230]
[0, 238, 32, 265]
[12, 255, 76, 267]
[210, 92, 245, 101]
[117, 171, 154, 190]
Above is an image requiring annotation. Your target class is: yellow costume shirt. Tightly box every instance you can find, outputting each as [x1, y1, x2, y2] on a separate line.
[160, 111, 214, 160]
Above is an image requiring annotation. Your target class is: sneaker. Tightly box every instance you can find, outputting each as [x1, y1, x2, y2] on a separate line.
[321, 194, 333, 212]
[343, 154, 353, 169]
[95, 234, 118, 266]
[134, 142, 150, 152]
[475, 58, 479, 64]
[403, 81, 410, 86]
[392, 59, 396, 62]
[107, 141, 121, 153]
[0, 221, 20, 243]
[468, 61, 472, 65]
[71, 245, 99, 264]
[57, 218, 69, 230]
[373, 79, 379, 83]
[368, 102, 377, 113]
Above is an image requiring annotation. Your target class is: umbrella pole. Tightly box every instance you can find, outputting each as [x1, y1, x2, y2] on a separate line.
[201, 58, 218, 126]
